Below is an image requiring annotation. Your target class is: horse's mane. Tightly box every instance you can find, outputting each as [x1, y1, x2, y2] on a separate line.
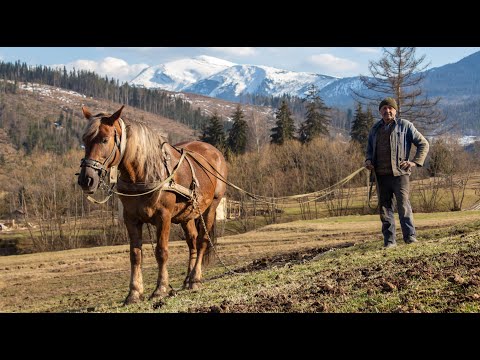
[83, 115, 168, 183]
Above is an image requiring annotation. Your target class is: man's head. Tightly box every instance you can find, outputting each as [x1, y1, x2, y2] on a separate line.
[379, 97, 397, 123]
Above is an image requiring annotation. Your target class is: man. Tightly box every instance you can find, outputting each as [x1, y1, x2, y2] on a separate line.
[365, 97, 429, 248]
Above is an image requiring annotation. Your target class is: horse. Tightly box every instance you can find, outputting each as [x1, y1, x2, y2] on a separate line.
[77, 105, 228, 305]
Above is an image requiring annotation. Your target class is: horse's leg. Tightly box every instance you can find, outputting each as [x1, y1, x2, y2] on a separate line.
[188, 199, 220, 290]
[124, 219, 144, 305]
[181, 219, 198, 289]
[151, 211, 172, 299]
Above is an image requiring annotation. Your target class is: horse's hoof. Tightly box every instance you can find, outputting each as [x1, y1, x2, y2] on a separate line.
[189, 281, 201, 291]
[150, 287, 168, 299]
[124, 292, 144, 305]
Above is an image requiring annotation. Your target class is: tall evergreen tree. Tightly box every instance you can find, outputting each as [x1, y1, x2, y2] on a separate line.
[200, 111, 226, 150]
[350, 102, 374, 150]
[298, 84, 331, 143]
[271, 100, 295, 145]
[227, 104, 248, 155]
[352, 47, 445, 136]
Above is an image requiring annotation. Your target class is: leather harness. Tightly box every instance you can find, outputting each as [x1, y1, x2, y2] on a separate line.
[80, 117, 199, 202]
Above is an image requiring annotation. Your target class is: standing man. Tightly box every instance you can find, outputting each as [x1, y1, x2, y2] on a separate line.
[365, 97, 429, 248]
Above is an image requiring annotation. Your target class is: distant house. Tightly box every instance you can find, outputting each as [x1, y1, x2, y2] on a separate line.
[11, 209, 26, 220]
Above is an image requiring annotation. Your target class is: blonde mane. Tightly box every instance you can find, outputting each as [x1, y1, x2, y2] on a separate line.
[82, 115, 167, 182]
[123, 120, 168, 182]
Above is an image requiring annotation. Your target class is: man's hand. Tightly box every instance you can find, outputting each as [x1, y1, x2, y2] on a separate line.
[400, 160, 416, 171]
[365, 160, 374, 171]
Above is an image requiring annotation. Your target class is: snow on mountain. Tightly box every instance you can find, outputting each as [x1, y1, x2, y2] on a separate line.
[128, 52, 480, 136]
[319, 76, 369, 107]
[128, 55, 338, 100]
[183, 64, 337, 101]
[129, 55, 236, 91]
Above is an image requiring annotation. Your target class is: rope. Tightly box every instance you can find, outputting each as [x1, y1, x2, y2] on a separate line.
[192, 186, 238, 275]
[180, 147, 367, 206]
[367, 169, 379, 210]
[86, 151, 187, 204]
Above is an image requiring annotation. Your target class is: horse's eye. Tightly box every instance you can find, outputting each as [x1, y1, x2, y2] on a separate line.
[102, 138, 109, 144]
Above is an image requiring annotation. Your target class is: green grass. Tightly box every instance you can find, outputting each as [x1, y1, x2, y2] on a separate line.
[2, 210, 480, 313]
[92, 216, 480, 313]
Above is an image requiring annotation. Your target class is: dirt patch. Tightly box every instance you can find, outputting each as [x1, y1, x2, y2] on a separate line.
[189, 241, 480, 313]
[231, 242, 356, 273]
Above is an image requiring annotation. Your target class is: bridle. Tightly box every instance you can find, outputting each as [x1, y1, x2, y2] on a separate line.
[80, 117, 127, 184]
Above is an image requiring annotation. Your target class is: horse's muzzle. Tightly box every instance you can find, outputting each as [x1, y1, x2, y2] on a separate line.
[78, 166, 100, 194]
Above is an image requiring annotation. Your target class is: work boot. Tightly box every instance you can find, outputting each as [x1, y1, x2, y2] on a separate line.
[384, 242, 397, 249]
[405, 237, 418, 244]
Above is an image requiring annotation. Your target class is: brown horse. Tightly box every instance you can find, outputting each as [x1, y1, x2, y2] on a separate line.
[77, 105, 227, 304]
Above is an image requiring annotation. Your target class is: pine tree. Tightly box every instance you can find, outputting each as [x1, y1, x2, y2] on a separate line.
[227, 104, 248, 155]
[352, 47, 445, 136]
[200, 111, 226, 150]
[298, 85, 331, 143]
[271, 101, 295, 145]
[350, 102, 374, 150]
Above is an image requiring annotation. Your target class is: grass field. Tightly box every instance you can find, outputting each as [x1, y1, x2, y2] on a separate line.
[1, 210, 480, 313]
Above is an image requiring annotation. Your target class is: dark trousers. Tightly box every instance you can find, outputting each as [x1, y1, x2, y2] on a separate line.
[376, 174, 416, 246]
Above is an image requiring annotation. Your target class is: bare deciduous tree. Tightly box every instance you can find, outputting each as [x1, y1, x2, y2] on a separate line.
[353, 47, 447, 136]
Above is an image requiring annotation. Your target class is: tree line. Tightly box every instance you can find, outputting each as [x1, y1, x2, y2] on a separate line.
[0, 60, 210, 130]
[199, 84, 373, 156]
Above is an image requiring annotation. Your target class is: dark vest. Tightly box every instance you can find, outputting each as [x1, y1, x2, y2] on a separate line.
[375, 123, 394, 176]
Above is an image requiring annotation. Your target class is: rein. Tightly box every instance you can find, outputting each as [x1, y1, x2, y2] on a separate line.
[83, 121, 189, 204]
[179, 147, 367, 206]
[80, 117, 126, 182]
[367, 169, 379, 210]
[82, 117, 367, 207]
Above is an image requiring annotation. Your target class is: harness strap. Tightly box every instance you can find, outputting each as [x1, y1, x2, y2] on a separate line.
[162, 182, 193, 199]
[111, 150, 187, 197]
[184, 153, 200, 188]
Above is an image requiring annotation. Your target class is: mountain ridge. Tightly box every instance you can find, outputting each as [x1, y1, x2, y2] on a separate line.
[129, 52, 480, 134]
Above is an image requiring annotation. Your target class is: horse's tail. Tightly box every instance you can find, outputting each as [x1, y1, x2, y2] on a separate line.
[201, 217, 217, 267]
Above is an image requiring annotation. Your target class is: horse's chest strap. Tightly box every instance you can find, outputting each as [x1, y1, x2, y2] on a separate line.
[162, 182, 194, 199]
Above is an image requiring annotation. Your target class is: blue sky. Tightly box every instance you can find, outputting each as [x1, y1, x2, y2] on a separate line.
[0, 47, 478, 82]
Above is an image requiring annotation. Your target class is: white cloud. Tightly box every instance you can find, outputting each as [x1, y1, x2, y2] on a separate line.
[307, 54, 358, 75]
[53, 57, 148, 82]
[208, 47, 256, 56]
[353, 47, 380, 54]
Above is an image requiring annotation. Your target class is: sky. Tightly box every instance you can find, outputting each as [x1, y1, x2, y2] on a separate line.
[1, 47, 479, 82]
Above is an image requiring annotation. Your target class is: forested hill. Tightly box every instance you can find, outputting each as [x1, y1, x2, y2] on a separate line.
[0, 82, 197, 163]
[0, 60, 210, 131]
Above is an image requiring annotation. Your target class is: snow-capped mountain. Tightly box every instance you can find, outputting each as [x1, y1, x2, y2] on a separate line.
[129, 55, 339, 100]
[129, 55, 235, 91]
[318, 76, 372, 107]
[129, 53, 480, 122]
[183, 64, 337, 101]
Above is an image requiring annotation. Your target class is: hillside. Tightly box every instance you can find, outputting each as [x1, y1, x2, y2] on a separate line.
[179, 91, 275, 121]
[1, 211, 480, 312]
[0, 81, 198, 162]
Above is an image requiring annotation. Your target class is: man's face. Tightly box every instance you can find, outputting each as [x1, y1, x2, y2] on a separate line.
[380, 105, 396, 123]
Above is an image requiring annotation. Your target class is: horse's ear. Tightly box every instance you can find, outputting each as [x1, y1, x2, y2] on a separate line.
[82, 105, 92, 120]
[106, 105, 125, 125]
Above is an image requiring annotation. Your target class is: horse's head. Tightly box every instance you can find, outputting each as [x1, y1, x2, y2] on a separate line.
[77, 105, 126, 194]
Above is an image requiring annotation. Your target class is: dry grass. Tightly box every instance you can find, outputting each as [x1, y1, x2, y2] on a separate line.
[1, 210, 480, 313]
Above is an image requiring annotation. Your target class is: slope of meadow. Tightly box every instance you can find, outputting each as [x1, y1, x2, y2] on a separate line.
[1, 211, 479, 313]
